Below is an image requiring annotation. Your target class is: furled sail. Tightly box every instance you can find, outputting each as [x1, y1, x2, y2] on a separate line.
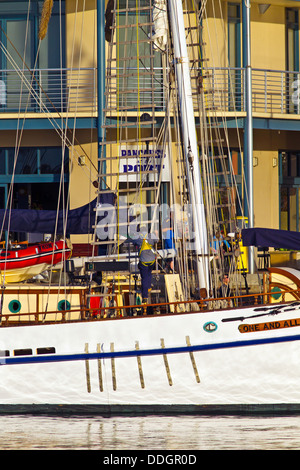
[151, 0, 168, 51]
[0, 192, 115, 235]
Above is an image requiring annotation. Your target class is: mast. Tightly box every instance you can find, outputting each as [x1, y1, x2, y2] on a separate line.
[242, 0, 254, 273]
[168, 0, 210, 294]
[97, 0, 106, 190]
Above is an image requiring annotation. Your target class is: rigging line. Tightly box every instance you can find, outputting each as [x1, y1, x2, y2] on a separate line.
[209, 0, 246, 218]
[0, 40, 98, 189]
[58, 0, 70, 290]
[196, 2, 240, 241]
[187, 1, 228, 284]
[170, 79, 192, 294]
[210, 0, 243, 199]
[171, 1, 209, 279]
[0, 5, 42, 257]
[0, 41, 98, 192]
[51, 0, 75, 297]
[188, 1, 216, 213]
[50, 0, 90, 306]
[90, 0, 98, 258]
[117, 0, 120, 255]
[61, 0, 87, 248]
[191, 3, 228, 232]
[39, 0, 74, 309]
[115, 0, 122, 288]
[0, 24, 105, 186]
[0, 0, 34, 283]
[135, 0, 143, 215]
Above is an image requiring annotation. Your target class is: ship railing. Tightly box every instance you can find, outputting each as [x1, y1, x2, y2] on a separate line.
[83, 287, 300, 318]
[0, 286, 299, 326]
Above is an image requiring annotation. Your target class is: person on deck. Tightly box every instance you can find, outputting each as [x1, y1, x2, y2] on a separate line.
[218, 273, 231, 298]
[212, 230, 232, 273]
[125, 226, 159, 304]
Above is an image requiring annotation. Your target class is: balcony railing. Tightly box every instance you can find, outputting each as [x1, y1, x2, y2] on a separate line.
[204, 67, 300, 115]
[0, 67, 97, 114]
[0, 66, 299, 118]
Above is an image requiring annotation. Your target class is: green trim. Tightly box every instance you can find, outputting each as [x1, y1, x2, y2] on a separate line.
[58, 300, 71, 311]
[8, 299, 21, 313]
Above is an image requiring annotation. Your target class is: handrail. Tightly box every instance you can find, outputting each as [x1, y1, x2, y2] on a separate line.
[204, 66, 300, 115]
[0, 65, 298, 116]
[0, 67, 97, 113]
[1, 286, 299, 326]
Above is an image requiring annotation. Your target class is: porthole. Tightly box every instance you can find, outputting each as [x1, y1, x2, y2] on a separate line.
[58, 300, 71, 311]
[8, 299, 21, 313]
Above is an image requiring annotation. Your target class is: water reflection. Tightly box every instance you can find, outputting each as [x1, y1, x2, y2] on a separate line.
[0, 415, 300, 450]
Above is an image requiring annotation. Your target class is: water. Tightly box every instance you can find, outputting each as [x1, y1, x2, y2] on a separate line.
[0, 414, 300, 450]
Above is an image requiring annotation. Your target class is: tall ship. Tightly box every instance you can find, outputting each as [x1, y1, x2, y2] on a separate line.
[0, 0, 299, 414]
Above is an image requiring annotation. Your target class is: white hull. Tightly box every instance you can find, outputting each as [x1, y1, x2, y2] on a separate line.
[1, 302, 300, 413]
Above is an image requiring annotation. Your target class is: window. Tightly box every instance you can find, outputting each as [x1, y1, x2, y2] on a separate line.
[0, 147, 69, 176]
[228, 4, 241, 68]
[0, 1, 65, 112]
[286, 8, 299, 113]
[114, 0, 163, 110]
[280, 151, 300, 231]
[206, 148, 243, 227]
[228, 3, 241, 110]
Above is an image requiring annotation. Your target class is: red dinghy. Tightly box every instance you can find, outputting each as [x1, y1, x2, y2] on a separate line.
[0, 241, 71, 283]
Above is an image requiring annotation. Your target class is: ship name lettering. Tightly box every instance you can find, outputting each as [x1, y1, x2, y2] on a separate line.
[263, 321, 281, 330]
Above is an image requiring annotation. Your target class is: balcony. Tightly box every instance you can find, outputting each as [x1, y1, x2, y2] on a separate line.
[0, 67, 97, 115]
[204, 67, 300, 117]
[0, 66, 299, 125]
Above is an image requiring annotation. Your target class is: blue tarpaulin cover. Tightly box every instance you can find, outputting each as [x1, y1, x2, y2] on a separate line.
[242, 227, 300, 250]
[0, 192, 115, 235]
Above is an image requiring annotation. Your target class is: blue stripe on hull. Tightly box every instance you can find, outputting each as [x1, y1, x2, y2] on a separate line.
[2, 332, 300, 366]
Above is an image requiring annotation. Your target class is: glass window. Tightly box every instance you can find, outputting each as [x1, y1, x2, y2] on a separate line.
[228, 3, 241, 110]
[0, 1, 65, 112]
[228, 3, 240, 67]
[2, 146, 68, 175]
[40, 147, 68, 174]
[8, 148, 37, 174]
[280, 187, 288, 230]
[286, 8, 299, 113]
[281, 152, 300, 177]
[0, 149, 5, 174]
[116, 1, 163, 109]
[289, 187, 297, 231]
[280, 151, 300, 231]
